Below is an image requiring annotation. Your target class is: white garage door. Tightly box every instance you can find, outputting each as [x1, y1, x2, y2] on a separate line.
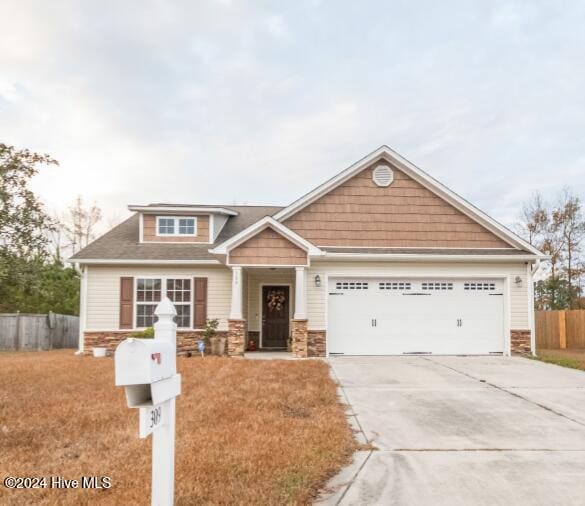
[327, 278, 504, 355]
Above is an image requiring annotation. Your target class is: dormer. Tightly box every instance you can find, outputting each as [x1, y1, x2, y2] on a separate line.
[128, 205, 238, 244]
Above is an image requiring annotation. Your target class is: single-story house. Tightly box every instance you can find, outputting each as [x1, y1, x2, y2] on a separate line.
[71, 146, 546, 357]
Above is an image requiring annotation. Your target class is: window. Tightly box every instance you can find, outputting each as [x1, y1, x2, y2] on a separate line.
[136, 279, 161, 327]
[379, 282, 411, 290]
[421, 282, 453, 291]
[166, 279, 191, 328]
[335, 281, 369, 290]
[178, 218, 195, 235]
[156, 216, 197, 236]
[157, 218, 175, 235]
[135, 277, 191, 328]
[464, 282, 496, 291]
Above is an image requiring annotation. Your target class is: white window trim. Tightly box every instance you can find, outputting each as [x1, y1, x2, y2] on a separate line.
[134, 276, 192, 329]
[155, 216, 198, 237]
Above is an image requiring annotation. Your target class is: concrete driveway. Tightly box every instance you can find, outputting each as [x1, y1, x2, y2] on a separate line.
[321, 356, 585, 506]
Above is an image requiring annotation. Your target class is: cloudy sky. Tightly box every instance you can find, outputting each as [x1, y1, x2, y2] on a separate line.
[1, 0, 584, 230]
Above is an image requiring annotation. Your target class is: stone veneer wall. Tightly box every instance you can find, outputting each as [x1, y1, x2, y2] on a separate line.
[84, 331, 228, 357]
[291, 319, 308, 358]
[510, 330, 531, 355]
[228, 319, 246, 357]
[308, 331, 326, 357]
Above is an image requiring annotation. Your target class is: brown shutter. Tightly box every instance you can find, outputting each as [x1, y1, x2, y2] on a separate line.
[119, 277, 134, 329]
[193, 277, 208, 329]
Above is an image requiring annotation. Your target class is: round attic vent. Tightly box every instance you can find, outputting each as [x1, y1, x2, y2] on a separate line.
[372, 165, 394, 187]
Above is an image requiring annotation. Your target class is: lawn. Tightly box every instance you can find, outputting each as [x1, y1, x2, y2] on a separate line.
[0, 350, 356, 505]
[535, 349, 585, 371]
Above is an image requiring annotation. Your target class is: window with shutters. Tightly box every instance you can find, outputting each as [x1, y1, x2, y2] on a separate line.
[135, 277, 191, 328]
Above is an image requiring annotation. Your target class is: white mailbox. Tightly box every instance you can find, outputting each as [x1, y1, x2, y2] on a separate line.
[115, 338, 180, 408]
[115, 338, 175, 386]
[115, 298, 181, 506]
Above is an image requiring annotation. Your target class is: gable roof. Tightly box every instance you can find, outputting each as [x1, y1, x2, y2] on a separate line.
[273, 146, 543, 256]
[70, 206, 283, 264]
[210, 216, 322, 257]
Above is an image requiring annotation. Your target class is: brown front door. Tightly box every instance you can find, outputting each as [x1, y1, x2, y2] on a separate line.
[262, 286, 290, 348]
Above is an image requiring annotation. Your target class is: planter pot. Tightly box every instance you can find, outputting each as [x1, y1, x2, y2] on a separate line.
[92, 347, 107, 358]
[210, 336, 227, 356]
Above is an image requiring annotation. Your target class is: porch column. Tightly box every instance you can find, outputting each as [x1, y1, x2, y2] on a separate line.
[229, 266, 243, 319]
[228, 266, 245, 356]
[292, 267, 308, 358]
[294, 267, 307, 319]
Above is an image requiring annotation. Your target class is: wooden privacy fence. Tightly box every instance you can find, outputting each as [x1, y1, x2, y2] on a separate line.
[536, 310, 585, 349]
[0, 313, 79, 351]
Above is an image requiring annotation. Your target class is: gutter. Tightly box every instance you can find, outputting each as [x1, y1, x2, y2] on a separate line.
[318, 253, 546, 262]
[69, 259, 222, 266]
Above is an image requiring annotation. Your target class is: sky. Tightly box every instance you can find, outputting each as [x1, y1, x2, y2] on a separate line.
[1, 0, 584, 231]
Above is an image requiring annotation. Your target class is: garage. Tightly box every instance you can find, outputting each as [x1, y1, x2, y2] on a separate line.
[327, 277, 505, 355]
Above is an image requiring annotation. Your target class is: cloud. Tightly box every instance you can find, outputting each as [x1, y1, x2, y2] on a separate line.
[0, 0, 584, 233]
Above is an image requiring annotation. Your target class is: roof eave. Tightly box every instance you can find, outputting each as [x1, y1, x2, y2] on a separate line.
[318, 252, 546, 262]
[69, 258, 222, 265]
[128, 205, 238, 216]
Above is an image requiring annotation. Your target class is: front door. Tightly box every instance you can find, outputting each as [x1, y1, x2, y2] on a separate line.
[262, 286, 290, 348]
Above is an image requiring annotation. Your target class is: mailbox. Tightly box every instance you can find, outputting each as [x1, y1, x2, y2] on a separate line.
[115, 338, 180, 408]
[115, 338, 175, 386]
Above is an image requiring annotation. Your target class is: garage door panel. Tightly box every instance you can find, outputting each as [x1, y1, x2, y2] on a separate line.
[328, 278, 504, 355]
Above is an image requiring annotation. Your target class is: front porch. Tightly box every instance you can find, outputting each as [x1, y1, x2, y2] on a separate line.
[227, 266, 310, 358]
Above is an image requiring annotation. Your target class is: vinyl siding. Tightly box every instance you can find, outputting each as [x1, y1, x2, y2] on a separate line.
[306, 261, 529, 330]
[85, 266, 231, 331]
[84, 261, 530, 337]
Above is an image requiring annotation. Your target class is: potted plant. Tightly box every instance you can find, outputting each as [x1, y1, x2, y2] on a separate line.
[204, 319, 224, 356]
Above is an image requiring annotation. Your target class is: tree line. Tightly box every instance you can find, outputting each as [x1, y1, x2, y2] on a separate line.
[0, 143, 103, 315]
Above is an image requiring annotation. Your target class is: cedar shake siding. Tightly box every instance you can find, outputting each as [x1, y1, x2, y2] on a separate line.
[229, 227, 307, 266]
[284, 161, 511, 248]
[142, 214, 210, 243]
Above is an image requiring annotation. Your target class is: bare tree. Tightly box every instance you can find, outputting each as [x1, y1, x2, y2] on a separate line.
[58, 196, 102, 257]
[555, 189, 585, 308]
[516, 192, 548, 247]
[518, 190, 585, 309]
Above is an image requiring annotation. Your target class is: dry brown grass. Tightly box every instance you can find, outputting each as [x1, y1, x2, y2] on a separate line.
[0, 351, 356, 505]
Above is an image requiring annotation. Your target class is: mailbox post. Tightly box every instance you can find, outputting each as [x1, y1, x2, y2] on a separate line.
[115, 298, 181, 506]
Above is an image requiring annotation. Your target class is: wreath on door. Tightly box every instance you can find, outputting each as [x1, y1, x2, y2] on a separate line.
[266, 290, 286, 312]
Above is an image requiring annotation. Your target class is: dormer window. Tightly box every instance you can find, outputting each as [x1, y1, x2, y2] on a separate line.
[156, 216, 197, 236]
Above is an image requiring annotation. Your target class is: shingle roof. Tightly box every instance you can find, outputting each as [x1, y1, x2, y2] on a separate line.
[70, 206, 283, 261]
[70, 204, 532, 263]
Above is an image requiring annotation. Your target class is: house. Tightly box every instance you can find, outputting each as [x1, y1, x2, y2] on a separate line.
[70, 146, 546, 357]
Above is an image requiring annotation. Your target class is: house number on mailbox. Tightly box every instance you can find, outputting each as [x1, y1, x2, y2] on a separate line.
[139, 404, 164, 439]
[150, 406, 162, 428]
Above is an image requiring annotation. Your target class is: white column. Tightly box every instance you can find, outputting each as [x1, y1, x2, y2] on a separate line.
[294, 267, 307, 319]
[229, 266, 243, 319]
